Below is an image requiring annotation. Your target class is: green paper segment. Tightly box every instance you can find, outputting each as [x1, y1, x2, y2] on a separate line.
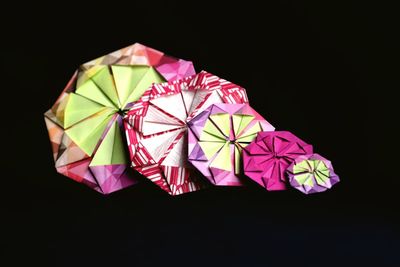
[91, 66, 121, 107]
[90, 119, 127, 166]
[198, 141, 225, 160]
[209, 113, 231, 137]
[201, 119, 227, 141]
[124, 67, 165, 106]
[210, 142, 231, 171]
[295, 173, 314, 186]
[64, 93, 110, 128]
[65, 109, 114, 155]
[236, 122, 262, 142]
[234, 145, 241, 174]
[232, 114, 254, 138]
[314, 161, 330, 185]
[111, 65, 150, 107]
[75, 78, 116, 108]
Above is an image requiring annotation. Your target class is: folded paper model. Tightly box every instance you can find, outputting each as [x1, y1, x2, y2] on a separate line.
[286, 153, 340, 194]
[45, 43, 340, 196]
[124, 71, 249, 195]
[44, 43, 195, 194]
[243, 131, 313, 191]
[187, 103, 275, 186]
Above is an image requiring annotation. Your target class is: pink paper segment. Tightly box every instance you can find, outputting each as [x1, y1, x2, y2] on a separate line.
[188, 103, 275, 186]
[243, 131, 313, 191]
[44, 43, 195, 194]
[286, 153, 340, 194]
[124, 71, 249, 195]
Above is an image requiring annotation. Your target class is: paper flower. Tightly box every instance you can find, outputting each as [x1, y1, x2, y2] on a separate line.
[188, 103, 275, 186]
[242, 131, 313, 191]
[124, 71, 248, 195]
[44, 43, 195, 194]
[286, 153, 340, 194]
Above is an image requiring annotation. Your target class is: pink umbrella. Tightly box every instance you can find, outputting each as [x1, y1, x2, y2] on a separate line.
[124, 71, 248, 195]
[242, 131, 313, 191]
[44, 43, 195, 194]
[286, 153, 340, 194]
[188, 103, 275, 186]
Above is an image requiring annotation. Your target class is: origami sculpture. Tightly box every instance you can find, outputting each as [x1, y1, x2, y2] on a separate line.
[242, 131, 313, 191]
[44, 43, 195, 194]
[124, 71, 248, 195]
[286, 153, 340, 194]
[188, 103, 275, 186]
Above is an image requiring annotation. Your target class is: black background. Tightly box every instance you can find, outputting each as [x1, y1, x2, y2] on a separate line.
[2, 1, 399, 266]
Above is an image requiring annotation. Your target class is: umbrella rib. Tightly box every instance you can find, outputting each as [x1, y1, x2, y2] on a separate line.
[179, 91, 190, 118]
[121, 66, 153, 108]
[108, 65, 123, 108]
[186, 88, 198, 117]
[140, 126, 184, 140]
[208, 115, 229, 139]
[149, 102, 186, 126]
[75, 89, 117, 111]
[89, 66, 120, 109]
[76, 70, 120, 110]
[64, 107, 114, 131]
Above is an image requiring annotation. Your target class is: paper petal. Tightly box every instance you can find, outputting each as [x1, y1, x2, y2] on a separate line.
[124, 71, 249, 195]
[243, 131, 313, 191]
[188, 103, 273, 186]
[286, 153, 340, 194]
[45, 43, 195, 194]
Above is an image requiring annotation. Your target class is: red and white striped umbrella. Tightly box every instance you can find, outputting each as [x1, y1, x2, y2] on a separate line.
[124, 71, 248, 195]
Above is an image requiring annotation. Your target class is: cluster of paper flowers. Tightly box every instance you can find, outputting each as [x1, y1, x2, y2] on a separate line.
[45, 43, 339, 195]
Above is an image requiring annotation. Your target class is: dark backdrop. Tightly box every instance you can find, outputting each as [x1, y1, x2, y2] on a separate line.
[2, 1, 398, 266]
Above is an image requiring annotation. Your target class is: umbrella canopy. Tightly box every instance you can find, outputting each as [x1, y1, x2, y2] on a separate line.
[286, 153, 340, 194]
[188, 103, 275, 186]
[242, 131, 313, 191]
[44, 43, 195, 194]
[124, 71, 248, 195]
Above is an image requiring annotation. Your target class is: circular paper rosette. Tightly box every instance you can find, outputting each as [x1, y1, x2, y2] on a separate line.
[187, 103, 275, 186]
[44, 43, 195, 194]
[286, 153, 340, 194]
[242, 131, 313, 191]
[124, 71, 249, 195]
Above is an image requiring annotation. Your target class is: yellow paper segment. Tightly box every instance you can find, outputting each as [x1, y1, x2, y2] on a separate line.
[210, 142, 231, 171]
[198, 141, 226, 160]
[65, 109, 114, 156]
[90, 119, 127, 166]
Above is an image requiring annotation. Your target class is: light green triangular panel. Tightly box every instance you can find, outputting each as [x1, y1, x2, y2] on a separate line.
[310, 160, 317, 170]
[209, 113, 231, 137]
[232, 114, 254, 138]
[210, 142, 232, 171]
[295, 173, 314, 186]
[65, 109, 114, 156]
[200, 131, 225, 142]
[234, 145, 242, 174]
[90, 120, 127, 166]
[293, 160, 311, 173]
[77, 65, 104, 87]
[317, 163, 330, 178]
[315, 161, 330, 185]
[64, 93, 109, 128]
[75, 78, 116, 108]
[201, 119, 227, 141]
[237, 122, 262, 142]
[124, 67, 165, 106]
[111, 65, 150, 106]
[198, 141, 226, 160]
[315, 172, 329, 185]
[90, 66, 120, 107]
